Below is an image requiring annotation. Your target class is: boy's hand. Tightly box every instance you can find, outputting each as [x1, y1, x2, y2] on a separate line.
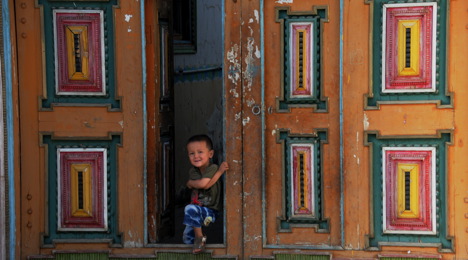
[219, 162, 229, 173]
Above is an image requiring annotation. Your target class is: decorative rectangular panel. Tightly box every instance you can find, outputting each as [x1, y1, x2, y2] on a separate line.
[38, 0, 120, 109]
[289, 23, 314, 99]
[54, 10, 105, 95]
[365, 131, 453, 251]
[382, 147, 435, 234]
[366, 0, 451, 108]
[275, 7, 328, 112]
[277, 129, 328, 231]
[58, 148, 107, 231]
[290, 144, 314, 218]
[382, 3, 436, 93]
[41, 134, 122, 246]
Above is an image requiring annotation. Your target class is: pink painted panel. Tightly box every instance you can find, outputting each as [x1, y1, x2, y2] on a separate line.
[290, 22, 313, 97]
[384, 4, 434, 92]
[383, 148, 434, 234]
[58, 149, 107, 231]
[54, 10, 104, 95]
[291, 144, 314, 217]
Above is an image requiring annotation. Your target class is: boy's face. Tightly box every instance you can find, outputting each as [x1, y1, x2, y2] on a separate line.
[187, 141, 214, 172]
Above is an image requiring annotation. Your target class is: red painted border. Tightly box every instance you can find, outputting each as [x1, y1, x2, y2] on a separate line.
[385, 5, 433, 90]
[55, 11, 103, 94]
[384, 150, 433, 232]
[59, 151, 106, 230]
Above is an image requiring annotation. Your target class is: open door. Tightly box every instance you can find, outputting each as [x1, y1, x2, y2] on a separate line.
[145, 0, 175, 243]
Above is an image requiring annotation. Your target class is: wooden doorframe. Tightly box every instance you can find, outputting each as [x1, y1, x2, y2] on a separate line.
[223, 0, 263, 257]
[144, 0, 161, 244]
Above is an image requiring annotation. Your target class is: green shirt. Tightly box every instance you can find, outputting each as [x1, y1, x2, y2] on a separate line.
[189, 164, 221, 211]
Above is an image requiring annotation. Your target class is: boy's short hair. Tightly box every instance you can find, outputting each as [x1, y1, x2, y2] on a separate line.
[187, 134, 213, 150]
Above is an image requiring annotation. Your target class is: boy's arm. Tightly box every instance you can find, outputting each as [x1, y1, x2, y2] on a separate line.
[187, 162, 229, 190]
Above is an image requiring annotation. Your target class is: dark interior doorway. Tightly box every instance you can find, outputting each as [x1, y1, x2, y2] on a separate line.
[148, 0, 225, 245]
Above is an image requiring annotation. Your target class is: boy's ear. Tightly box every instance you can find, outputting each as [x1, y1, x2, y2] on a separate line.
[209, 149, 214, 158]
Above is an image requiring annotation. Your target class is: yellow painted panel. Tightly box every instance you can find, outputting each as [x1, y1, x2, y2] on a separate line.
[66, 25, 90, 81]
[70, 164, 93, 217]
[398, 20, 420, 76]
[295, 29, 307, 91]
[295, 151, 310, 211]
[397, 163, 419, 218]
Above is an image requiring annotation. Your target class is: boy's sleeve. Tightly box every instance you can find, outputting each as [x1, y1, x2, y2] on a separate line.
[202, 164, 219, 179]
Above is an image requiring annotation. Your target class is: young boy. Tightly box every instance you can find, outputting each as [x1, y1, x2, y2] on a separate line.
[183, 134, 228, 254]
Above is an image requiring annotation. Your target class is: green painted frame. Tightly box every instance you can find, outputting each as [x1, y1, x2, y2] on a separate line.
[365, 0, 452, 109]
[364, 130, 453, 252]
[276, 129, 329, 232]
[37, 0, 121, 110]
[275, 6, 329, 113]
[40, 133, 122, 247]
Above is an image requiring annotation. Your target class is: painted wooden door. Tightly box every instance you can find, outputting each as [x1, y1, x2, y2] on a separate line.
[261, 0, 342, 253]
[230, 0, 342, 257]
[14, 0, 146, 257]
[238, 0, 464, 258]
[144, 0, 175, 244]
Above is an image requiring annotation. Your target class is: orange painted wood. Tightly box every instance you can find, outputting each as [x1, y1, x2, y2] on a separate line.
[224, 0, 244, 256]
[263, 0, 341, 249]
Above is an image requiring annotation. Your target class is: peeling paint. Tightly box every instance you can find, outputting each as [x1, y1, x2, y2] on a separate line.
[246, 98, 255, 107]
[363, 113, 369, 130]
[124, 240, 143, 248]
[275, 0, 293, 3]
[227, 44, 241, 85]
[235, 112, 241, 121]
[249, 18, 254, 23]
[254, 10, 259, 24]
[243, 37, 257, 92]
[229, 88, 239, 98]
[255, 45, 261, 59]
[243, 117, 250, 126]
[271, 129, 276, 136]
[124, 14, 133, 22]
[118, 121, 124, 128]
[127, 28, 132, 32]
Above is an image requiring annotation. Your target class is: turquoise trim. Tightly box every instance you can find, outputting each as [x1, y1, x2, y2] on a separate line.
[261, 0, 266, 248]
[37, 0, 120, 109]
[366, 133, 453, 250]
[221, 0, 226, 245]
[278, 130, 329, 231]
[140, 0, 147, 245]
[276, 8, 327, 111]
[41, 135, 122, 245]
[367, 0, 450, 107]
[339, 0, 345, 248]
[2, 0, 15, 258]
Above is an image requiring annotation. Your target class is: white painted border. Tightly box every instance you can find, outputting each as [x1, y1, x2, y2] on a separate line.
[381, 2, 437, 93]
[57, 148, 108, 232]
[53, 10, 106, 96]
[289, 22, 314, 99]
[381, 146, 436, 235]
[290, 143, 315, 218]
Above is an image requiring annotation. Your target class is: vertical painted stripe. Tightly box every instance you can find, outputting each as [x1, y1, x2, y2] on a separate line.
[2, 0, 14, 258]
[140, 0, 148, 245]
[339, 0, 345, 248]
[260, 0, 266, 248]
[222, 0, 227, 244]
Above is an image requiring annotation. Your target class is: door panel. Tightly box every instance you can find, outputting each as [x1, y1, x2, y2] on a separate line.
[262, 1, 341, 248]
[145, 0, 175, 243]
[15, 0, 144, 257]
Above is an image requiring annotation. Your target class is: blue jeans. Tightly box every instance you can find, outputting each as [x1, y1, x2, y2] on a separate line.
[182, 204, 217, 244]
